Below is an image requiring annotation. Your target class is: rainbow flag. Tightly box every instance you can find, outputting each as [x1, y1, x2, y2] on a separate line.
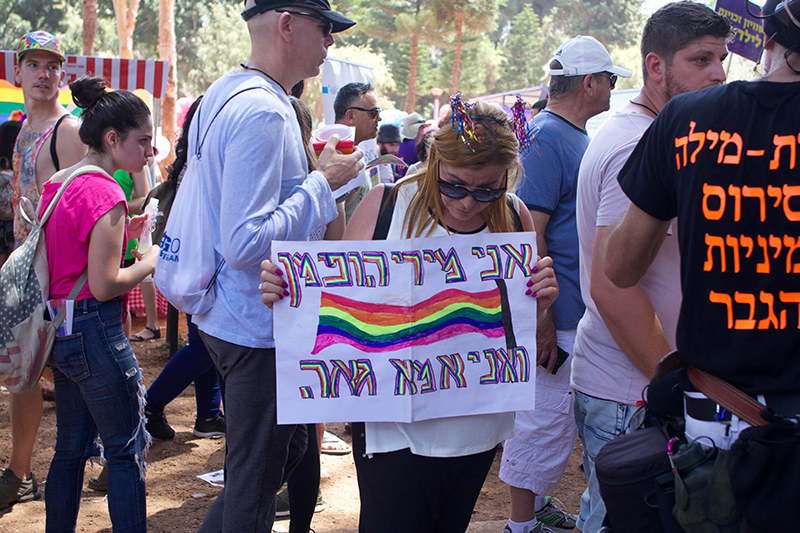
[311, 287, 506, 354]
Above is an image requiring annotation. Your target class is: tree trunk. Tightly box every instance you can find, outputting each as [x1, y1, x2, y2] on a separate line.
[159, 0, 178, 174]
[112, 0, 140, 59]
[406, 33, 419, 113]
[82, 0, 98, 55]
[450, 15, 463, 94]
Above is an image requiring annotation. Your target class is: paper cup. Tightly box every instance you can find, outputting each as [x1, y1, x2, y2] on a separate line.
[314, 139, 354, 157]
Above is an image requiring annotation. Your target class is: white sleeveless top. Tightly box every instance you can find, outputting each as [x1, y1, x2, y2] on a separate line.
[365, 181, 520, 457]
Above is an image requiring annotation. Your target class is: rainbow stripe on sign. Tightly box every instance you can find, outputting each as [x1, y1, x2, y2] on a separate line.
[311, 288, 505, 354]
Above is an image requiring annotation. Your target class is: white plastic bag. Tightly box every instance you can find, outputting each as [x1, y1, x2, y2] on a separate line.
[154, 158, 224, 315]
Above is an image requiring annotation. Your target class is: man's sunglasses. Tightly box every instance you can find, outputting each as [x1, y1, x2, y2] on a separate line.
[437, 163, 507, 203]
[347, 106, 381, 119]
[275, 9, 333, 36]
[595, 72, 617, 89]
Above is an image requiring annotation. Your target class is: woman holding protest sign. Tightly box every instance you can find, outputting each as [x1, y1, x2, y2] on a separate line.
[39, 76, 157, 533]
[261, 96, 558, 532]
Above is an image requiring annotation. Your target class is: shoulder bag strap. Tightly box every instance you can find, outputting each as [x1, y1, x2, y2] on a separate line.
[686, 366, 769, 427]
[372, 184, 396, 240]
[49, 114, 70, 172]
[507, 195, 523, 232]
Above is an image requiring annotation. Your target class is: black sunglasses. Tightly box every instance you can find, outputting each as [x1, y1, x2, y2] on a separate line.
[594, 72, 617, 89]
[347, 106, 381, 119]
[437, 162, 507, 203]
[274, 9, 333, 36]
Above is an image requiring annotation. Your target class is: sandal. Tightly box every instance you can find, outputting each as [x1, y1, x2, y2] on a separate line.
[320, 431, 351, 455]
[129, 326, 161, 342]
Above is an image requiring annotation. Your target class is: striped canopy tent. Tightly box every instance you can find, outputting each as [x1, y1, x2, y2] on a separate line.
[0, 51, 168, 123]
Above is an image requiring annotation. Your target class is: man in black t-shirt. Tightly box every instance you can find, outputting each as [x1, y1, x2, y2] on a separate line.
[605, 0, 800, 412]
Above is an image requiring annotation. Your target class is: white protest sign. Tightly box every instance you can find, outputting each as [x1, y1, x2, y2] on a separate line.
[273, 232, 538, 424]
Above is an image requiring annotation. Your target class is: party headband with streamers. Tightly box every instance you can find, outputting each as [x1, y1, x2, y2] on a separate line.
[511, 94, 534, 154]
[450, 93, 478, 150]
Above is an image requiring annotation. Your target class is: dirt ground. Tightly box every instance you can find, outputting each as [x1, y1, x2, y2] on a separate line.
[0, 313, 587, 532]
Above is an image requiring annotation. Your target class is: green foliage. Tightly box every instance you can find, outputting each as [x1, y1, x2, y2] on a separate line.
[0, 0, 666, 111]
[546, 0, 645, 48]
[499, 5, 547, 90]
[0, 0, 69, 36]
[176, 1, 250, 96]
[609, 43, 642, 90]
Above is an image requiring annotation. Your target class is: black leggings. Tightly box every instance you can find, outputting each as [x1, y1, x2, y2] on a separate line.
[352, 422, 497, 533]
[287, 424, 320, 533]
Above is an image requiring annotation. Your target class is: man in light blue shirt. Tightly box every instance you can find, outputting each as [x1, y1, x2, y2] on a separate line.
[188, 1, 363, 531]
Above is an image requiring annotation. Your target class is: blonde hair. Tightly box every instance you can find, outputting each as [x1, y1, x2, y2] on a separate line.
[290, 97, 317, 172]
[395, 100, 522, 238]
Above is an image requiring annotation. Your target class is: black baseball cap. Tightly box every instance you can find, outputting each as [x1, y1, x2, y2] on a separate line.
[377, 124, 402, 144]
[762, 0, 800, 50]
[241, 0, 356, 33]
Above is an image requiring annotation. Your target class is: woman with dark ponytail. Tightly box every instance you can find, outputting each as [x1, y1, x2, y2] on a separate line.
[40, 76, 157, 533]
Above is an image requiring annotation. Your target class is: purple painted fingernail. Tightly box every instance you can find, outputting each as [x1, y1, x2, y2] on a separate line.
[531, 292, 537, 298]
[278, 294, 284, 300]
[525, 289, 532, 296]
[275, 268, 283, 276]
[283, 290, 290, 296]
[526, 279, 533, 287]
[532, 266, 539, 273]
[281, 281, 288, 288]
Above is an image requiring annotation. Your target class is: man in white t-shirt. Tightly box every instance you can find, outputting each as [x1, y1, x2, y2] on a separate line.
[334, 82, 382, 221]
[572, 3, 730, 531]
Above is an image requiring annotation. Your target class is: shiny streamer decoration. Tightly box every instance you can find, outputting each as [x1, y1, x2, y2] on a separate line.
[511, 95, 533, 154]
[449, 93, 478, 150]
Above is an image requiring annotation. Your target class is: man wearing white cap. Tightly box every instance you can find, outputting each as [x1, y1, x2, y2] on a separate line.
[499, 35, 631, 533]
[396, 111, 426, 178]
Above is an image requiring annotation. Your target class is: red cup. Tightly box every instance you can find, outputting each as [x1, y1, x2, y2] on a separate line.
[313, 139, 353, 157]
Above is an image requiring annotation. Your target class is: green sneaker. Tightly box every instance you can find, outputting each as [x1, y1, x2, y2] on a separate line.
[535, 497, 576, 532]
[0, 469, 42, 509]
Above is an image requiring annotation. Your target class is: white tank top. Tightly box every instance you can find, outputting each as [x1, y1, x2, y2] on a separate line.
[365, 181, 520, 457]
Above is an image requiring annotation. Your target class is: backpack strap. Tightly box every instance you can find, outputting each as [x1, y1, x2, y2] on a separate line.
[194, 87, 268, 158]
[372, 184, 396, 240]
[37, 165, 109, 227]
[51, 269, 88, 329]
[49, 114, 70, 172]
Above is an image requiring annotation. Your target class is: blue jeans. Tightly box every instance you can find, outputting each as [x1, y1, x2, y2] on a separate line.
[46, 297, 148, 533]
[573, 389, 639, 533]
[146, 315, 221, 419]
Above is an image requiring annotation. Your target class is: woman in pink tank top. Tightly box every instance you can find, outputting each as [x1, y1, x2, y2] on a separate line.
[40, 76, 157, 533]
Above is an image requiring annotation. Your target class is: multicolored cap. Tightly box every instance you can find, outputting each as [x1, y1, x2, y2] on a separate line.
[17, 31, 66, 63]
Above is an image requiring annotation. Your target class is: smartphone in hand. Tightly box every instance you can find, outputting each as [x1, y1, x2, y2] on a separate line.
[540, 346, 570, 375]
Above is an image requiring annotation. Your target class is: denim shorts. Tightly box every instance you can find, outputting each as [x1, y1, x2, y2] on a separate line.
[573, 389, 641, 533]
